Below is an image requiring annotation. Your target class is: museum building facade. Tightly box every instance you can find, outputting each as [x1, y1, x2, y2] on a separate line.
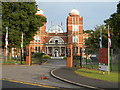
[29, 8, 88, 57]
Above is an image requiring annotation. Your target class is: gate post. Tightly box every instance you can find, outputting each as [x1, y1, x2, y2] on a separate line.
[26, 45, 32, 66]
[66, 44, 73, 68]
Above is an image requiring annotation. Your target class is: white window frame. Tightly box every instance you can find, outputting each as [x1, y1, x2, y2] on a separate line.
[72, 36, 78, 43]
[34, 36, 40, 42]
[72, 25, 79, 31]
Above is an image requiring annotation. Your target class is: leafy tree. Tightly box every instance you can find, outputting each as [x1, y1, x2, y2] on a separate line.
[83, 30, 94, 33]
[104, 2, 120, 51]
[2, 2, 46, 49]
[85, 25, 108, 54]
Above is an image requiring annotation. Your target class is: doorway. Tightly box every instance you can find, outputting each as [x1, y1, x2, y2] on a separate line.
[54, 48, 59, 57]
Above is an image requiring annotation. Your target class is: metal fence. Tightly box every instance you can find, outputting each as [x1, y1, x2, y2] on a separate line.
[73, 48, 119, 72]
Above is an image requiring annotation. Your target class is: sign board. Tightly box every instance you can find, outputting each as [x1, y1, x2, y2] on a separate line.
[99, 65, 108, 71]
[91, 55, 96, 57]
[98, 48, 108, 64]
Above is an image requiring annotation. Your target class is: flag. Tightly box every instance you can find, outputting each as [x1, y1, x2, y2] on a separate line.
[108, 25, 111, 48]
[21, 32, 23, 48]
[99, 29, 102, 48]
[5, 29, 8, 49]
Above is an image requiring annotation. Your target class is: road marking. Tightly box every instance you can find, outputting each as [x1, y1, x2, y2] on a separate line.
[51, 68, 101, 90]
[2, 78, 59, 89]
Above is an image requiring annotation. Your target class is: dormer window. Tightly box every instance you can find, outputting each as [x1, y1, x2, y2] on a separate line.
[34, 36, 40, 42]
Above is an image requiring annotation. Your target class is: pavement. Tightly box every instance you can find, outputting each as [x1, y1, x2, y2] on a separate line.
[2, 59, 119, 89]
[2, 80, 46, 88]
[2, 60, 82, 89]
[51, 67, 119, 89]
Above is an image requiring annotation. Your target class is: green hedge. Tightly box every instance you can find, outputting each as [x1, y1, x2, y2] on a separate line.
[41, 55, 51, 59]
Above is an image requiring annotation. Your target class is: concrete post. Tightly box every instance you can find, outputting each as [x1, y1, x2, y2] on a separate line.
[66, 44, 73, 68]
[26, 45, 32, 66]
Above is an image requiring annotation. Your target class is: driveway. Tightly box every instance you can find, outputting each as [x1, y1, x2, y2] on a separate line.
[2, 59, 82, 88]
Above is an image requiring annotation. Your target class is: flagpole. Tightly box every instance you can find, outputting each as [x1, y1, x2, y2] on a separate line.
[99, 28, 102, 48]
[5, 27, 8, 62]
[20, 32, 23, 64]
[108, 25, 110, 75]
[108, 45, 110, 75]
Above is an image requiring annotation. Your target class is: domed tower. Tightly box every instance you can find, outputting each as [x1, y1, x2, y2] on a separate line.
[67, 9, 83, 55]
[35, 8, 46, 34]
[30, 8, 47, 53]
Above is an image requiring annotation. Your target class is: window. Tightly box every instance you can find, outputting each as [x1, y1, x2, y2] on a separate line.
[35, 47, 40, 52]
[61, 47, 65, 54]
[50, 41, 53, 43]
[73, 46, 78, 54]
[34, 36, 40, 42]
[72, 25, 79, 31]
[35, 47, 37, 51]
[55, 40, 58, 44]
[38, 47, 40, 52]
[72, 36, 78, 43]
[48, 47, 52, 54]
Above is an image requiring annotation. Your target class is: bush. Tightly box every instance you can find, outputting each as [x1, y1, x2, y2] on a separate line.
[32, 52, 46, 58]
[63, 57, 67, 60]
[41, 55, 51, 59]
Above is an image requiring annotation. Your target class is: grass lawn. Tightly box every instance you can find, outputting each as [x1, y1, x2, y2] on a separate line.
[3, 59, 26, 65]
[82, 64, 98, 69]
[32, 58, 41, 64]
[75, 68, 120, 83]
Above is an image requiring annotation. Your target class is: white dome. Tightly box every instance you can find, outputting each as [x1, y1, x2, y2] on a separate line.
[70, 9, 79, 15]
[48, 25, 64, 33]
[36, 8, 44, 15]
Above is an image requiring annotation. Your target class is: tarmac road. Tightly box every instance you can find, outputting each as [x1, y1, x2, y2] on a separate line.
[2, 80, 46, 88]
[2, 59, 84, 89]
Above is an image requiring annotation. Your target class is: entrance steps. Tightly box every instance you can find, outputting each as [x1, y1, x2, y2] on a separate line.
[51, 57, 64, 59]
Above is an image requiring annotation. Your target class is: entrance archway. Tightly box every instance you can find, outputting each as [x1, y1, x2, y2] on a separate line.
[54, 48, 59, 57]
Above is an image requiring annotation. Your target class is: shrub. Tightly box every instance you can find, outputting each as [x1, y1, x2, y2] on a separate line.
[63, 57, 67, 60]
[41, 55, 51, 59]
[32, 52, 46, 58]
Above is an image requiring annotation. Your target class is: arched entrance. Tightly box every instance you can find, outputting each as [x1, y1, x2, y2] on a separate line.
[46, 36, 66, 57]
[54, 48, 59, 57]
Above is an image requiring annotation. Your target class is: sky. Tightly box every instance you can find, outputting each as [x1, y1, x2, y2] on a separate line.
[36, 1, 118, 31]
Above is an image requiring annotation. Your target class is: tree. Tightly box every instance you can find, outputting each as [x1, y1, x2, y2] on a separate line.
[2, 2, 46, 49]
[85, 25, 108, 54]
[104, 2, 120, 51]
[83, 30, 94, 33]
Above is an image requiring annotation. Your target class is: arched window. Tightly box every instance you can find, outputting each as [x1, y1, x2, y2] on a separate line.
[34, 36, 40, 42]
[49, 36, 64, 44]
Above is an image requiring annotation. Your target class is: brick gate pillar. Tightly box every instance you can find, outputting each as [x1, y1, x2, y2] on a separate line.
[26, 45, 32, 66]
[66, 44, 73, 68]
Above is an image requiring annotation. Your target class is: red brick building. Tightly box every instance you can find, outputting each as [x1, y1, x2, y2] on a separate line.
[29, 8, 88, 57]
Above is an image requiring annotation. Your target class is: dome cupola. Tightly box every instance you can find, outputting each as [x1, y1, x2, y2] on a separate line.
[48, 25, 64, 33]
[69, 9, 80, 15]
[35, 8, 44, 16]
